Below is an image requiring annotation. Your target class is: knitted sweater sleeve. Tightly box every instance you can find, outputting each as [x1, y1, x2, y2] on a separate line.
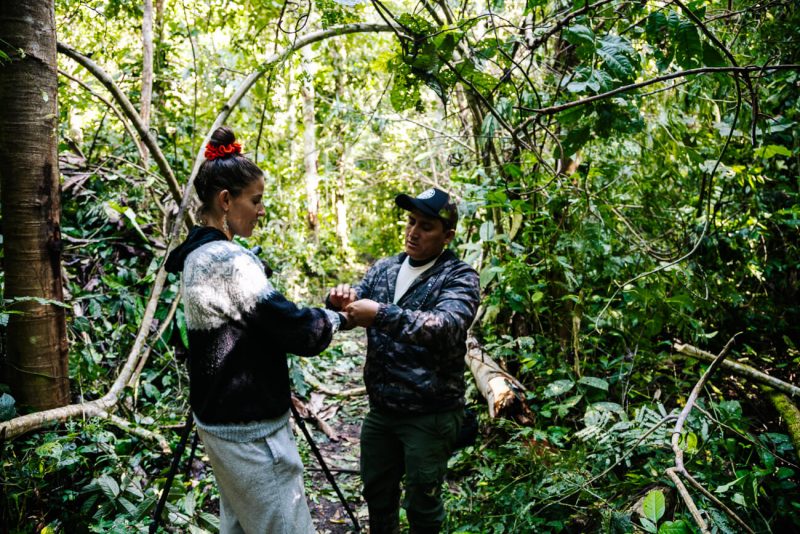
[222, 248, 340, 356]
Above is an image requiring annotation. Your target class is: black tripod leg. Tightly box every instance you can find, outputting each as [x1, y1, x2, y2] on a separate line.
[290, 402, 361, 532]
[184, 431, 199, 478]
[150, 413, 194, 534]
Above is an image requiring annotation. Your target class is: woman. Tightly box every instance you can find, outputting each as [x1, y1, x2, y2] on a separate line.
[165, 126, 348, 533]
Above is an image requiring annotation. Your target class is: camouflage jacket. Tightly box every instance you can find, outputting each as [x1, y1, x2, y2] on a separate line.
[349, 249, 480, 414]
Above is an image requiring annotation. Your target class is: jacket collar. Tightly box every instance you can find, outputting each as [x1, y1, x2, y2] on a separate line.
[385, 249, 457, 300]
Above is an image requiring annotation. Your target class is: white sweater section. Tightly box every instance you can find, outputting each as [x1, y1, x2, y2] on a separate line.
[182, 240, 275, 330]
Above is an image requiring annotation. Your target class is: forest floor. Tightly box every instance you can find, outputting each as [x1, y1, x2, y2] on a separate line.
[296, 330, 372, 534]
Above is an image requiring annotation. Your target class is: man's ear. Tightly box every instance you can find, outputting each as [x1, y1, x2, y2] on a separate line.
[444, 228, 456, 244]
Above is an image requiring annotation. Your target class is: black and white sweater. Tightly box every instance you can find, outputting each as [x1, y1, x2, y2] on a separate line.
[166, 226, 341, 427]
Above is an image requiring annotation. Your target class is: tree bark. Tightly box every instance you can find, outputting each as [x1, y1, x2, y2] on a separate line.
[140, 0, 154, 164]
[764, 387, 800, 462]
[0, 1, 70, 410]
[466, 337, 532, 423]
[301, 46, 320, 235]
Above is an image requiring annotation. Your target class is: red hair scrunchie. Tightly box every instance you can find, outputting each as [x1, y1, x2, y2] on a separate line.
[205, 142, 242, 161]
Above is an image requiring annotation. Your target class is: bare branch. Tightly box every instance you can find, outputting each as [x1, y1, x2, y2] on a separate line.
[56, 41, 189, 225]
[673, 341, 800, 398]
[667, 335, 754, 534]
[58, 69, 147, 163]
[517, 64, 800, 121]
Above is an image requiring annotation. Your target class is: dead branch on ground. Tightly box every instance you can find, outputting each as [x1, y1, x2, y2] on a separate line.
[666, 335, 754, 534]
[466, 337, 533, 423]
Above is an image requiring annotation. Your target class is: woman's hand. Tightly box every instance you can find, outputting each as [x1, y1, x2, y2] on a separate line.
[345, 299, 380, 328]
[328, 284, 358, 310]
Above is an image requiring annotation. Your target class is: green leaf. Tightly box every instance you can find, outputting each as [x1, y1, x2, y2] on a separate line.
[679, 431, 699, 453]
[640, 516, 658, 534]
[643, 489, 666, 523]
[480, 266, 503, 289]
[563, 24, 595, 57]
[754, 144, 792, 159]
[702, 41, 727, 67]
[658, 520, 690, 534]
[479, 221, 496, 241]
[543, 379, 575, 398]
[597, 34, 638, 82]
[592, 401, 625, 413]
[645, 12, 668, 44]
[97, 474, 120, 500]
[675, 21, 702, 69]
[578, 376, 609, 391]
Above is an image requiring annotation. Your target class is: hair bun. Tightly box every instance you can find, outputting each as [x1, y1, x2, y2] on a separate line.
[209, 126, 236, 147]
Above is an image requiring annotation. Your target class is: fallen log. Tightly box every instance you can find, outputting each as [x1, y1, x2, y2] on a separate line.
[466, 337, 533, 423]
[672, 341, 800, 398]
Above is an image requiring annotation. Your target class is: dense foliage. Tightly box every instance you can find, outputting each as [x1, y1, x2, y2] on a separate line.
[1, 0, 798, 532]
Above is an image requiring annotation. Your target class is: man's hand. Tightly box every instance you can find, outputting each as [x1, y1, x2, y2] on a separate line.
[345, 299, 380, 328]
[328, 283, 358, 310]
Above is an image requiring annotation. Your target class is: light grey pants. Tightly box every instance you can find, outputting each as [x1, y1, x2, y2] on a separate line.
[197, 422, 315, 534]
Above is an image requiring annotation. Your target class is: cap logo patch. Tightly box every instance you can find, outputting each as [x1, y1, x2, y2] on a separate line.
[417, 188, 436, 200]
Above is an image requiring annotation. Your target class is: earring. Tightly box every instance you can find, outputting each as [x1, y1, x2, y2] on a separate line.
[222, 213, 230, 235]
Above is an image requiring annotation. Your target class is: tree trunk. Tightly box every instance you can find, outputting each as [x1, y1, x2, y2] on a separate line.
[0, 1, 70, 410]
[301, 46, 319, 235]
[332, 43, 350, 249]
[141, 0, 154, 164]
[764, 387, 800, 462]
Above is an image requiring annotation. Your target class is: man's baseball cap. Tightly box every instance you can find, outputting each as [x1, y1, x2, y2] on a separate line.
[395, 187, 458, 230]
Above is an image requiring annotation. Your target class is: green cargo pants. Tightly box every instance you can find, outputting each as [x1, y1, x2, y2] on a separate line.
[360, 408, 463, 534]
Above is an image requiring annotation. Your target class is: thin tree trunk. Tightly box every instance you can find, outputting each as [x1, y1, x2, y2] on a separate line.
[155, 0, 166, 35]
[301, 47, 319, 235]
[0, 0, 70, 410]
[141, 0, 154, 164]
[332, 43, 350, 249]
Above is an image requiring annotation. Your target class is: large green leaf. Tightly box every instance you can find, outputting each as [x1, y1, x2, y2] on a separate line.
[702, 41, 727, 67]
[658, 520, 691, 534]
[675, 21, 702, 69]
[597, 34, 639, 82]
[645, 12, 669, 45]
[642, 489, 666, 523]
[543, 379, 575, 398]
[578, 376, 609, 391]
[563, 24, 595, 58]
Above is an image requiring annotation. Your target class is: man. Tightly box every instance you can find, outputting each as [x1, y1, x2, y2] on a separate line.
[328, 188, 480, 534]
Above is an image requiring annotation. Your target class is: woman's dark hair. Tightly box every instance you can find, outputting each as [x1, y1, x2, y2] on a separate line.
[195, 126, 262, 216]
